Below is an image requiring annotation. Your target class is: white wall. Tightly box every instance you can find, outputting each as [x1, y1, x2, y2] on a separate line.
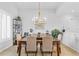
[57, 2, 79, 52]
[61, 15, 79, 52]
[0, 2, 18, 18]
[20, 9, 63, 34]
[0, 2, 18, 52]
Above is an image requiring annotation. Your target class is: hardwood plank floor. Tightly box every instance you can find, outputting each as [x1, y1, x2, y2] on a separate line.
[0, 44, 79, 56]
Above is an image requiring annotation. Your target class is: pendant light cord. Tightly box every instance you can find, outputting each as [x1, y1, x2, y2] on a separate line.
[38, 2, 41, 18]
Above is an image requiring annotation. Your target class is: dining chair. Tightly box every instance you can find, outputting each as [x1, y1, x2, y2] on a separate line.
[57, 34, 62, 53]
[26, 36, 37, 56]
[41, 36, 53, 56]
[16, 34, 22, 54]
[16, 34, 26, 56]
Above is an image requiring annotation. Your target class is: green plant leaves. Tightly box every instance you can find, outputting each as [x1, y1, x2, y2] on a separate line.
[51, 29, 62, 38]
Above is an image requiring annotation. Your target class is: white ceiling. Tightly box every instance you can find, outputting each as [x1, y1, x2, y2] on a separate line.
[14, 2, 79, 17]
[57, 2, 79, 17]
[14, 2, 63, 12]
[1, 2, 79, 16]
[15, 2, 62, 9]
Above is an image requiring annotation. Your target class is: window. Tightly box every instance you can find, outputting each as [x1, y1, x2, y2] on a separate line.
[0, 9, 12, 41]
[7, 16, 11, 39]
[0, 13, 2, 40]
[2, 14, 7, 40]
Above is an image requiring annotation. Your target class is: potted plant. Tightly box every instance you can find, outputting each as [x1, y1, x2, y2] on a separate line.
[51, 29, 62, 40]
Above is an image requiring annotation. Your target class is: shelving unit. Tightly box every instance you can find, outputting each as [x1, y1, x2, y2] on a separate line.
[13, 16, 22, 45]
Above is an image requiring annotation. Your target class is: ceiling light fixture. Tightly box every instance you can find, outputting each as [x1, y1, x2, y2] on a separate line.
[32, 2, 47, 29]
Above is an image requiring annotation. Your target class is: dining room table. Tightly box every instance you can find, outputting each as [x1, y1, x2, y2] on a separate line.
[17, 35, 61, 56]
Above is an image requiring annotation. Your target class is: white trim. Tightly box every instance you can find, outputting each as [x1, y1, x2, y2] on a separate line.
[0, 39, 13, 53]
[62, 42, 79, 53]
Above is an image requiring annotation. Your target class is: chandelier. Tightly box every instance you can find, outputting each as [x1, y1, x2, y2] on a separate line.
[32, 2, 47, 29]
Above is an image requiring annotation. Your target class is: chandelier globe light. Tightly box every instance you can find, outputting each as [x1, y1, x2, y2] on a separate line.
[32, 2, 47, 29]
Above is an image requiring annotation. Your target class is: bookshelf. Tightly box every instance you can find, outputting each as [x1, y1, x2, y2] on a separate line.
[13, 16, 22, 45]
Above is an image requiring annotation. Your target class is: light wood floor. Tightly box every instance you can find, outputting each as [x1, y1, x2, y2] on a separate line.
[0, 44, 79, 56]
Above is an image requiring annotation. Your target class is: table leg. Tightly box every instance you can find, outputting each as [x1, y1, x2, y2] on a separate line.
[18, 45, 21, 56]
[25, 42, 26, 53]
[57, 42, 60, 56]
[18, 42, 21, 56]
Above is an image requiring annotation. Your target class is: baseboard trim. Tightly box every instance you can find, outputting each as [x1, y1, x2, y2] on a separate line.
[0, 40, 13, 53]
[62, 42, 79, 54]
[0, 44, 13, 53]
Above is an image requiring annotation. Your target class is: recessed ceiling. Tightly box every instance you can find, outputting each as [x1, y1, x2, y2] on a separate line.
[0, 2, 63, 14]
[14, 2, 63, 10]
